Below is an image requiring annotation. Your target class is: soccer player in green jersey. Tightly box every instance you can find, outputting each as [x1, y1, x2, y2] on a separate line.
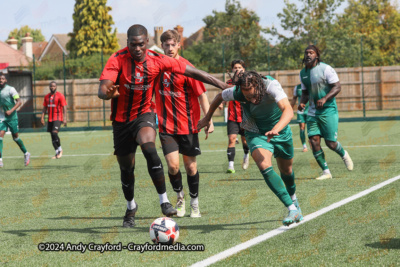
[290, 84, 309, 152]
[299, 45, 353, 180]
[0, 73, 30, 167]
[198, 71, 303, 226]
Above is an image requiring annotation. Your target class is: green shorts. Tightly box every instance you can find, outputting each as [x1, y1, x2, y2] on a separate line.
[297, 113, 307, 124]
[307, 113, 338, 141]
[246, 126, 294, 160]
[0, 119, 19, 134]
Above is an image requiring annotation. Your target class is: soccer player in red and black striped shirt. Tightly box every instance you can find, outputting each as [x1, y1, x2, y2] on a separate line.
[223, 60, 250, 173]
[155, 30, 214, 218]
[98, 24, 228, 228]
[41, 81, 67, 159]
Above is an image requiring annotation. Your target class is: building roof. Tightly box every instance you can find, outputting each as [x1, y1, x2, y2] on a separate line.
[0, 41, 30, 67]
[183, 27, 204, 49]
[19, 41, 47, 60]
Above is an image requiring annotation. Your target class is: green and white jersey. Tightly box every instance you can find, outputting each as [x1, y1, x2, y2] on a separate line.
[293, 84, 308, 114]
[221, 76, 288, 134]
[300, 62, 339, 116]
[0, 84, 20, 122]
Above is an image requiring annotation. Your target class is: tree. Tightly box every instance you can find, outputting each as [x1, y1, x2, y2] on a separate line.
[7, 26, 45, 49]
[184, 0, 269, 73]
[67, 0, 119, 57]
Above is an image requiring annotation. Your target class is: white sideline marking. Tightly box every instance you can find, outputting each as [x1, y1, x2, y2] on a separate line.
[191, 174, 400, 267]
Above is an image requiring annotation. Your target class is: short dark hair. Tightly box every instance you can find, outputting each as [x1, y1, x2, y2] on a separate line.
[160, 30, 181, 44]
[0, 73, 8, 80]
[49, 81, 56, 86]
[127, 24, 148, 38]
[302, 44, 321, 67]
[231, 59, 246, 69]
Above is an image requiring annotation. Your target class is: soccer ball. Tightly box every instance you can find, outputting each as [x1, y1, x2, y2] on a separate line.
[149, 217, 179, 245]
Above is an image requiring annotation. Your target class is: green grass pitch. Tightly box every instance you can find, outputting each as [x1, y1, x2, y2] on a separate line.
[0, 121, 399, 266]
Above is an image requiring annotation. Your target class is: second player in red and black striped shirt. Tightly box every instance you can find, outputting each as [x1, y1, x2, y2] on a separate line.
[154, 30, 214, 218]
[223, 60, 250, 173]
[41, 81, 67, 159]
[98, 24, 229, 228]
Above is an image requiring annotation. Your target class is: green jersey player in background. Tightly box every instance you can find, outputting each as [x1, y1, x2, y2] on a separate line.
[0, 73, 30, 167]
[198, 71, 303, 226]
[299, 45, 353, 180]
[290, 84, 309, 152]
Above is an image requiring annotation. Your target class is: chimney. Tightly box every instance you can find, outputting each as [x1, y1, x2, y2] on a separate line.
[21, 32, 33, 59]
[174, 25, 184, 47]
[154, 26, 163, 48]
[6, 37, 18, 50]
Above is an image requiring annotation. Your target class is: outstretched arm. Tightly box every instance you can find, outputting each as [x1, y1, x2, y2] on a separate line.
[184, 65, 230, 90]
[197, 93, 223, 132]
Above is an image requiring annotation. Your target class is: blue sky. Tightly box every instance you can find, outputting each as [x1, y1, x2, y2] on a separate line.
[1, 0, 347, 43]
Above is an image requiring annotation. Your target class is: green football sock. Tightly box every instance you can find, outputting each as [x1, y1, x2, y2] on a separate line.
[0, 137, 3, 158]
[261, 167, 292, 207]
[313, 149, 329, 170]
[300, 129, 306, 146]
[13, 138, 27, 154]
[281, 171, 296, 196]
[333, 141, 346, 157]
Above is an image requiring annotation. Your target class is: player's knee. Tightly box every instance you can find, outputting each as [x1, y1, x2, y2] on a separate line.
[185, 164, 197, 176]
[13, 137, 20, 142]
[141, 142, 162, 168]
[280, 166, 292, 176]
[167, 165, 180, 175]
[325, 140, 337, 150]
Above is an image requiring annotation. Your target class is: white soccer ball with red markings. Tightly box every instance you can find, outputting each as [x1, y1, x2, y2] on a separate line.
[149, 217, 179, 245]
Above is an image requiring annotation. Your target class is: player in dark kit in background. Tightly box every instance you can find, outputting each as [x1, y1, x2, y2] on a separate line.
[155, 30, 214, 218]
[98, 24, 229, 228]
[223, 60, 250, 173]
[41, 81, 67, 159]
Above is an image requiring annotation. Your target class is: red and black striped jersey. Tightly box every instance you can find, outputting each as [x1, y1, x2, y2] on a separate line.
[100, 48, 186, 122]
[226, 79, 242, 122]
[43, 92, 67, 122]
[154, 57, 206, 134]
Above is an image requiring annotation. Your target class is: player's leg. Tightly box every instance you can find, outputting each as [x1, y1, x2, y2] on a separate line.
[159, 133, 184, 216]
[299, 122, 307, 152]
[0, 128, 5, 167]
[50, 121, 63, 159]
[320, 113, 353, 171]
[9, 120, 30, 166]
[240, 130, 250, 170]
[137, 126, 177, 217]
[227, 134, 237, 173]
[308, 116, 331, 180]
[116, 153, 138, 228]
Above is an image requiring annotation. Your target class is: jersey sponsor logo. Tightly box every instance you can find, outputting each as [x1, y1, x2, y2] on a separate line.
[47, 104, 56, 107]
[158, 90, 182, 97]
[124, 84, 151, 91]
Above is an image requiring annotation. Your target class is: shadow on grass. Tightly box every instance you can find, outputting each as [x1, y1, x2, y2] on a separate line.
[3, 219, 277, 236]
[365, 239, 400, 250]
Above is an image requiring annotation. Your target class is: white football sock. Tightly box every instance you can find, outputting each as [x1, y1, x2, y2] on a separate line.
[287, 204, 297, 211]
[323, 169, 331, 175]
[190, 197, 199, 206]
[303, 144, 307, 149]
[127, 199, 136, 210]
[228, 161, 234, 169]
[159, 192, 169, 205]
[177, 190, 184, 199]
[291, 193, 297, 201]
[58, 146, 62, 152]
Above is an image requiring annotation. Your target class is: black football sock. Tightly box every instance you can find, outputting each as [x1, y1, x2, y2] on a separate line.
[227, 147, 235, 162]
[169, 170, 183, 193]
[187, 171, 199, 199]
[141, 142, 166, 194]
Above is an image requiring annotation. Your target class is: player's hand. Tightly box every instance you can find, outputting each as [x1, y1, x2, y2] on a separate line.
[218, 103, 223, 110]
[5, 110, 12, 116]
[316, 97, 326, 109]
[265, 130, 280, 142]
[63, 120, 67, 127]
[107, 85, 120, 99]
[197, 117, 211, 133]
[298, 103, 306, 112]
[204, 121, 214, 140]
[41, 117, 45, 126]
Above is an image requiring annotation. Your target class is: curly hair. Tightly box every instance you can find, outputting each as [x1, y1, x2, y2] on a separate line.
[229, 70, 266, 105]
[302, 45, 321, 68]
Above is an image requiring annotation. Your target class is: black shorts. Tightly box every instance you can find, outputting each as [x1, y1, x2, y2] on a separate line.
[159, 132, 201, 157]
[112, 112, 157, 156]
[227, 120, 244, 136]
[47, 120, 62, 132]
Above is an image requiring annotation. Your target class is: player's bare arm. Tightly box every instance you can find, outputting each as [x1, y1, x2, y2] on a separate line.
[299, 90, 309, 112]
[265, 98, 293, 142]
[63, 105, 67, 126]
[40, 106, 47, 125]
[198, 93, 214, 139]
[197, 92, 223, 131]
[184, 65, 230, 90]
[317, 82, 341, 109]
[98, 80, 120, 100]
[6, 98, 22, 116]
